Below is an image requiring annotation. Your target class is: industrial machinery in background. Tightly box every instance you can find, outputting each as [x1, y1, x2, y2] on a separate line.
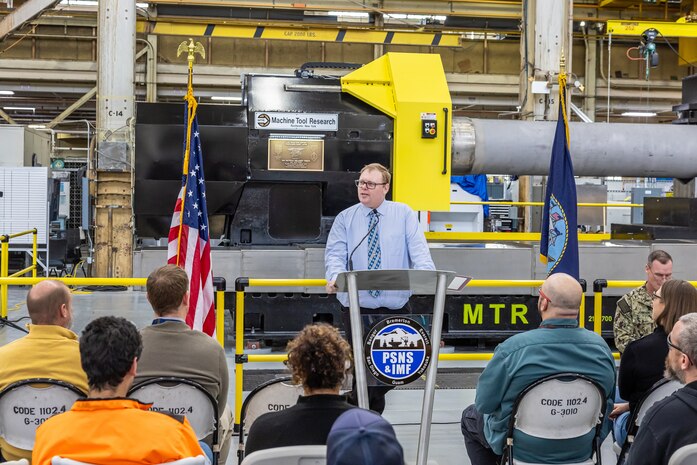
[134, 53, 697, 344]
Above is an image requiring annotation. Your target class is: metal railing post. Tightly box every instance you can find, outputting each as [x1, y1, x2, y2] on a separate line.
[579, 279, 587, 329]
[0, 235, 8, 318]
[213, 277, 226, 348]
[593, 279, 607, 336]
[233, 278, 248, 433]
[32, 228, 37, 278]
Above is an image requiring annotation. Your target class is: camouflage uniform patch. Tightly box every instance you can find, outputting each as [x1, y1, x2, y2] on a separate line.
[613, 284, 654, 353]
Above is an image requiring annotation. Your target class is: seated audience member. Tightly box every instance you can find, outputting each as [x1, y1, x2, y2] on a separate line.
[461, 272, 616, 465]
[32, 316, 208, 465]
[135, 264, 232, 464]
[611, 279, 697, 445]
[327, 408, 404, 465]
[0, 280, 88, 462]
[244, 324, 354, 455]
[625, 312, 697, 465]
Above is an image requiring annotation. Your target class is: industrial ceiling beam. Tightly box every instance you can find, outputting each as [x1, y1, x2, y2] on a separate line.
[0, 0, 61, 40]
[0, 108, 17, 125]
[147, 0, 524, 19]
[607, 19, 697, 37]
[46, 86, 96, 129]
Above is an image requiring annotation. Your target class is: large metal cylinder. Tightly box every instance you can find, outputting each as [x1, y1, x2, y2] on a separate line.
[451, 117, 697, 178]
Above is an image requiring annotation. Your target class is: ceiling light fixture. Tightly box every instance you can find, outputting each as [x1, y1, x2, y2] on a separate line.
[3, 106, 35, 112]
[210, 96, 241, 102]
[0, 90, 15, 95]
[621, 111, 657, 117]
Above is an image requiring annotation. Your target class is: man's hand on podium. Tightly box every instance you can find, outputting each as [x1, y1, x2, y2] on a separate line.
[326, 280, 338, 294]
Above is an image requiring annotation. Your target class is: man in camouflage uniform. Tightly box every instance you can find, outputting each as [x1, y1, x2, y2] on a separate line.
[613, 249, 672, 353]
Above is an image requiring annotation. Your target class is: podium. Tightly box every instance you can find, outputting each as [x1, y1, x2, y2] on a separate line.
[334, 269, 463, 465]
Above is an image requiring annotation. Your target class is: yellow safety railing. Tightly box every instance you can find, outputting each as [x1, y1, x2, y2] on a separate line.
[451, 201, 643, 208]
[0, 229, 38, 318]
[0, 276, 227, 347]
[593, 279, 697, 335]
[232, 277, 599, 430]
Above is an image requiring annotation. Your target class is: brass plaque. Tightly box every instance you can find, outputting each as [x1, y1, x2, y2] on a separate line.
[268, 139, 324, 171]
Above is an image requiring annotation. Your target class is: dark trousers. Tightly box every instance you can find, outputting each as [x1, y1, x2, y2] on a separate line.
[461, 404, 502, 465]
[341, 304, 410, 414]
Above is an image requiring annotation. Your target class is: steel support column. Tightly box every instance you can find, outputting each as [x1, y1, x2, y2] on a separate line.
[583, 29, 597, 122]
[95, 0, 135, 278]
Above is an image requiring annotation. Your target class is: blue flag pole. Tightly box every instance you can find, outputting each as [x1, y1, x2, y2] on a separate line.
[539, 63, 579, 279]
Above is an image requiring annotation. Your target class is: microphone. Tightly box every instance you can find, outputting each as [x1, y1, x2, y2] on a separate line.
[348, 209, 379, 272]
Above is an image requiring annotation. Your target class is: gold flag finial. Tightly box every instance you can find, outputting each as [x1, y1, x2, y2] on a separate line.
[177, 38, 205, 66]
[559, 50, 566, 74]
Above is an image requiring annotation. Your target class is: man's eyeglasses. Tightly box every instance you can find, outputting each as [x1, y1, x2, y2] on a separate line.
[652, 292, 664, 302]
[538, 287, 552, 304]
[648, 268, 672, 281]
[667, 334, 693, 366]
[355, 180, 387, 189]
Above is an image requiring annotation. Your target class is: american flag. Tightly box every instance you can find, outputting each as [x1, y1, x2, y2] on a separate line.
[167, 102, 215, 336]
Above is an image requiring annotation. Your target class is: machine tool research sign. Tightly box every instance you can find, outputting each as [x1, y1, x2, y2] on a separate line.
[364, 317, 432, 386]
[254, 112, 339, 131]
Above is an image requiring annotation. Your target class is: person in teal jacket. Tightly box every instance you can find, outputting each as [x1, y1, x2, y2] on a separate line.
[461, 272, 616, 465]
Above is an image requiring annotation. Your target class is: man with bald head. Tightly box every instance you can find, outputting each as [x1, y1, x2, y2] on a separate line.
[461, 273, 616, 465]
[0, 280, 88, 462]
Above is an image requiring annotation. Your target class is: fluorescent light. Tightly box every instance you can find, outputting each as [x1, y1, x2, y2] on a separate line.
[328, 11, 370, 18]
[621, 111, 657, 117]
[3, 106, 35, 112]
[28, 124, 46, 129]
[210, 96, 241, 102]
[0, 90, 14, 95]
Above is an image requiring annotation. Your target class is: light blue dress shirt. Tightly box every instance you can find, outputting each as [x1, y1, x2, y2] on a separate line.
[324, 200, 435, 309]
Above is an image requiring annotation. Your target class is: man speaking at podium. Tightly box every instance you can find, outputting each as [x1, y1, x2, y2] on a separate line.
[325, 162, 435, 413]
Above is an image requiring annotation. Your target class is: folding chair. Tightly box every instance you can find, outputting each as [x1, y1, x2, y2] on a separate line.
[0, 378, 85, 452]
[504, 373, 606, 465]
[238, 376, 304, 464]
[668, 443, 697, 465]
[240, 445, 326, 465]
[617, 378, 683, 464]
[51, 455, 208, 465]
[128, 377, 219, 463]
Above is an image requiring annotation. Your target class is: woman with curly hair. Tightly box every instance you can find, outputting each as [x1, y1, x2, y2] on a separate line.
[244, 324, 355, 456]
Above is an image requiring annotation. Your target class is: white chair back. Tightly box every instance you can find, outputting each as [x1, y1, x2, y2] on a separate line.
[51, 455, 207, 465]
[3, 460, 29, 465]
[241, 445, 326, 465]
[668, 444, 697, 465]
[514, 378, 604, 439]
[0, 380, 83, 450]
[241, 378, 303, 436]
[129, 380, 216, 440]
[635, 379, 682, 426]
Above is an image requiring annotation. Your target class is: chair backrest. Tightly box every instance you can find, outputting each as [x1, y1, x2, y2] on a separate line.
[506, 373, 605, 464]
[241, 445, 326, 465]
[635, 379, 682, 426]
[0, 378, 84, 451]
[51, 455, 207, 465]
[3, 459, 29, 465]
[240, 376, 303, 437]
[128, 377, 218, 442]
[668, 444, 697, 465]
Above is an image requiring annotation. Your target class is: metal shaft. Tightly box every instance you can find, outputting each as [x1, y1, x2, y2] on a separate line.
[346, 272, 369, 409]
[451, 117, 697, 178]
[416, 272, 448, 465]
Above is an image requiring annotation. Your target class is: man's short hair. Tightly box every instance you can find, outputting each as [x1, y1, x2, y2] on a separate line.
[285, 324, 351, 390]
[360, 163, 391, 184]
[677, 313, 697, 363]
[146, 264, 189, 315]
[656, 279, 697, 333]
[26, 280, 70, 325]
[80, 316, 142, 391]
[648, 249, 672, 266]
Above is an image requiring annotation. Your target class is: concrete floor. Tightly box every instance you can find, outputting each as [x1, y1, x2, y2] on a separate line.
[0, 287, 617, 465]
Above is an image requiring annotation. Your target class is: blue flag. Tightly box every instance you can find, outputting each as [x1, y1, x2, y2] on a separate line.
[540, 78, 579, 279]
